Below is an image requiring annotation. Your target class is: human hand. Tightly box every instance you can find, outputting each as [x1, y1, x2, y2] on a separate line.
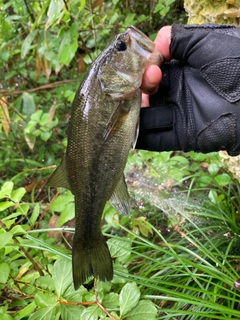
[141, 26, 171, 107]
[137, 24, 240, 155]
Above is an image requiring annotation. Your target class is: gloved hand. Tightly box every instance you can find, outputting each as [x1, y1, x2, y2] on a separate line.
[136, 24, 240, 156]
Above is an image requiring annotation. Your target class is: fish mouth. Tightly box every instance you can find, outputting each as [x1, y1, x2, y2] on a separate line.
[127, 25, 164, 67]
[128, 26, 154, 48]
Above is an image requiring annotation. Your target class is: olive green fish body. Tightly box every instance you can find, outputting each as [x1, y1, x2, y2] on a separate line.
[68, 73, 140, 287]
[48, 26, 162, 289]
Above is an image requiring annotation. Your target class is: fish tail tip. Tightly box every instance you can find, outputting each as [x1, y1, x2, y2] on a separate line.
[72, 238, 113, 289]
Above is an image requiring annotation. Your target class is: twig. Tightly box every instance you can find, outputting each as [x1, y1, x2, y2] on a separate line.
[94, 279, 117, 320]
[0, 80, 77, 96]
[14, 238, 44, 276]
[23, 0, 35, 23]
[58, 278, 117, 320]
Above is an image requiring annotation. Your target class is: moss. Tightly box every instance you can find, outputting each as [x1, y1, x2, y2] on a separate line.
[184, 0, 240, 25]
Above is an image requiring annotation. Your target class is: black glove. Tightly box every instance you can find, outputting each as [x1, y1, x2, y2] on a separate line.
[136, 24, 240, 156]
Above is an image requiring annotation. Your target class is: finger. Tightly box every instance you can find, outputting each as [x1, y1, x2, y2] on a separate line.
[154, 26, 172, 61]
[141, 93, 149, 107]
[141, 65, 162, 94]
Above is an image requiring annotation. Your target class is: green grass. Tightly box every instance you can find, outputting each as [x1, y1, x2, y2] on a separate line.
[1, 151, 240, 319]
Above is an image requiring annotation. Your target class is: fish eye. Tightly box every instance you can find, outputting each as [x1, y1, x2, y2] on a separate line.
[115, 41, 127, 52]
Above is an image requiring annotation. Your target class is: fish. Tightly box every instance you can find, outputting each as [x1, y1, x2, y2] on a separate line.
[47, 26, 163, 290]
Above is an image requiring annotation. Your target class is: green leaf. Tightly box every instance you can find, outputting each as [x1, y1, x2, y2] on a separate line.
[39, 113, 51, 125]
[124, 300, 157, 320]
[60, 304, 84, 320]
[78, 0, 86, 11]
[58, 202, 75, 226]
[2, 210, 24, 222]
[196, 175, 212, 188]
[0, 313, 13, 320]
[58, 38, 77, 66]
[36, 275, 55, 291]
[16, 301, 36, 320]
[40, 131, 52, 141]
[109, 12, 119, 24]
[28, 306, 58, 320]
[123, 13, 135, 27]
[46, 0, 64, 28]
[0, 263, 10, 283]
[31, 110, 43, 121]
[208, 162, 220, 176]
[102, 292, 119, 309]
[214, 173, 232, 186]
[0, 201, 14, 211]
[30, 203, 40, 225]
[208, 189, 219, 204]
[0, 305, 13, 319]
[119, 282, 140, 317]
[108, 238, 131, 263]
[0, 181, 14, 199]
[34, 292, 57, 308]
[1, 219, 15, 229]
[80, 304, 105, 320]
[1, 46, 10, 62]
[50, 192, 74, 212]
[22, 92, 36, 117]
[10, 187, 26, 202]
[112, 264, 129, 284]
[16, 203, 30, 215]
[52, 258, 72, 297]
[10, 225, 27, 235]
[0, 232, 12, 249]
[132, 217, 153, 237]
[21, 30, 38, 58]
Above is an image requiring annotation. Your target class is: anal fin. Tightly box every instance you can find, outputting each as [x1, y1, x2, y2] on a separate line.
[110, 175, 130, 216]
[47, 154, 70, 190]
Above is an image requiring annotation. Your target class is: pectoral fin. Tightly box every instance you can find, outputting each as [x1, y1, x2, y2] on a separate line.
[103, 101, 130, 141]
[47, 155, 70, 190]
[110, 175, 130, 216]
[132, 121, 139, 149]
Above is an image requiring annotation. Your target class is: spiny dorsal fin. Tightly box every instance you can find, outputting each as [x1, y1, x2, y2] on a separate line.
[47, 154, 71, 190]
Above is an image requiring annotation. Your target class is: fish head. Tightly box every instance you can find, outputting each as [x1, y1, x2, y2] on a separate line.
[98, 26, 163, 99]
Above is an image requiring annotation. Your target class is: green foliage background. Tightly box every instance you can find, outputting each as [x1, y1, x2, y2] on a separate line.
[0, 1, 240, 319]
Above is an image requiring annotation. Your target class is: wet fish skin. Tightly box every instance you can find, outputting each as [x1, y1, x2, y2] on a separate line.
[48, 26, 162, 289]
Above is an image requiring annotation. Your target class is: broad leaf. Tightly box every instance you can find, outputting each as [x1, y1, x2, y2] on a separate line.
[124, 300, 157, 320]
[0, 181, 14, 199]
[21, 30, 38, 58]
[0, 232, 12, 249]
[80, 304, 105, 320]
[52, 258, 72, 297]
[10, 187, 26, 202]
[0, 263, 10, 283]
[22, 92, 36, 117]
[119, 282, 140, 317]
[60, 304, 84, 320]
[28, 306, 58, 320]
[108, 238, 131, 263]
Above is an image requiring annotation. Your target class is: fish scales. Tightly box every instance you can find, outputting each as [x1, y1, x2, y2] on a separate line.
[47, 26, 163, 289]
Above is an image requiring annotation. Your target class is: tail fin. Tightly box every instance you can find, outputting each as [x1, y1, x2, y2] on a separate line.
[72, 236, 113, 290]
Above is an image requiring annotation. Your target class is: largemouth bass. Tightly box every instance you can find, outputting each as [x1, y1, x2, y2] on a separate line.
[48, 26, 162, 289]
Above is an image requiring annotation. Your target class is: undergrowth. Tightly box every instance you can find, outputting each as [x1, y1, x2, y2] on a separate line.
[0, 150, 240, 319]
